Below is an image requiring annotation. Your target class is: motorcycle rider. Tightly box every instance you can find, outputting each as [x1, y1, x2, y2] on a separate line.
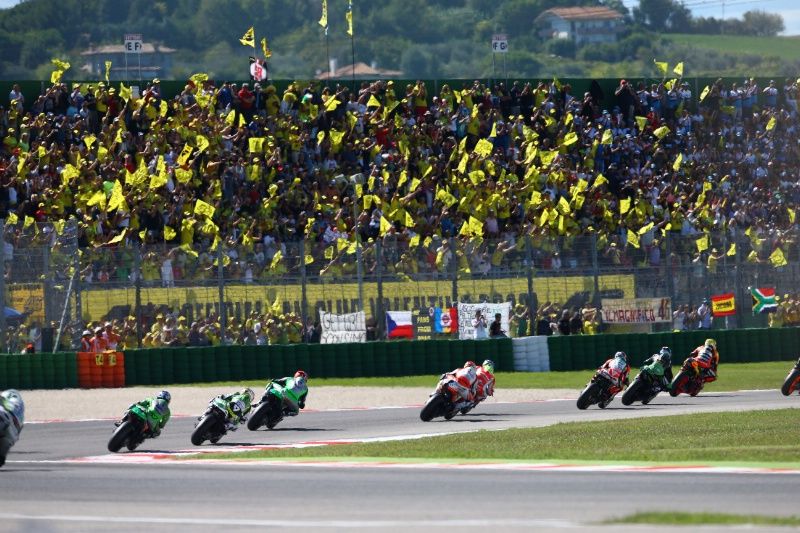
[442, 361, 478, 413]
[597, 351, 631, 406]
[267, 370, 309, 417]
[641, 347, 674, 392]
[217, 388, 254, 431]
[0, 389, 24, 467]
[121, 390, 171, 439]
[687, 338, 719, 384]
[461, 359, 496, 415]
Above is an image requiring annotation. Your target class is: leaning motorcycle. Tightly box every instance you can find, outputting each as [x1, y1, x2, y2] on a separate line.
[669, 359, 706, 397]
[247, 382, 287, 431]
[191, 396, 232, 445]
[108, 404, 151, 452]
[576, 369, 617, 410]
[781, 359, 800, 396]
[621, 367, 665, 406]
[420, 376, 462, 421]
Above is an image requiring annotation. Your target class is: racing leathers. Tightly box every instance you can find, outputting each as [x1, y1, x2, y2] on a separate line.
[473, 366, 495, 404]
[688, 344, 719, 383]
[269, 376, 308, 417]
[220, 391, 253, 431]
[641, 354, 674, 391]
[598, 357, 630, 396]
[0, 390, 24, 467]
[442, 366, 477, 412]
[128, 397, 171, 438]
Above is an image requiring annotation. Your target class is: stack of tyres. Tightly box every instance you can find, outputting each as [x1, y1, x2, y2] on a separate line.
[347, 342, 364, 378]
[293, 344, 310, 377]
[51, 352, 68, 389]
[240, 345, 259, 380]
[407, 340, 425, 375]
[361, 342, 376, 377]
[111, 352, 126, 387]
[187, 347, 204, 382]
[373, 342, 389, 376]
[215, 346, 232, 382]
[252, 346, 272, 380]
[395, 340, 416, 376]
[0, 355, 7, 389]
[229, 345, 245, 381]
[200, 347, 217, 382]
[148, 349, 164, 385]
[135, 349, 151, 386]
[385, 341, 401, 376]
[30, 353, 46, 389]
[17, 355, 32, 389]
[173, 348, 191, 383]
[123, 350, 138, 386]
[268, 345, 287, 378]
[307, 343, 326, 378]
[160, 348, 175, 384]
[100, 352, 115, 387]
[6, 355, 20, 389]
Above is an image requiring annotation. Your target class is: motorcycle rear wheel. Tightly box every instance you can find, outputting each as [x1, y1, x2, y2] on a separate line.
[781, 368, 800, 396]
[108, 420, 135, 453]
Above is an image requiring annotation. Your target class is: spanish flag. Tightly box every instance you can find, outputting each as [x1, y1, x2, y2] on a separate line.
[710, 293, 736, 317]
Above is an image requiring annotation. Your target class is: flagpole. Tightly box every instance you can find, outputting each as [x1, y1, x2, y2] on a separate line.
[325, 27, 330, 88]
[350, 32, 355, 92]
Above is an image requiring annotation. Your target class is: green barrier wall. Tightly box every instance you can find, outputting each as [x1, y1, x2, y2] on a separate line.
[546, 328, 800, 371]
[111, 338, 514, 386]
[0, 352, 77, 390]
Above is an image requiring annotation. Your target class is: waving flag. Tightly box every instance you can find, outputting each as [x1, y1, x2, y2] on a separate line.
[239, 26, 255, 48]
[433, 307, 458, 334]
[751, 287, 777, 315]
[711, 293, 736, 317]
[386, 311, 413, 339]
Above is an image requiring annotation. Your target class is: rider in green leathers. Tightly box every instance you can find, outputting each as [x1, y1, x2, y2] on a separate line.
[218, 388, 255, 431]
[269, 370, 309, 417]
[0, 389, 24, 467]
[124, 390, 171, 438]
[641, 347, 674, 391]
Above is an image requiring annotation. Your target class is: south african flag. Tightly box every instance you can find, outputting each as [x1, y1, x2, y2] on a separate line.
[751, 287, 778, 315]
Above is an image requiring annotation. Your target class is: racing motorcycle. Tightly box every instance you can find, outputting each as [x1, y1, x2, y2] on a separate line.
[108, 404, 151, 452]
[191, 396, 232, 445]
[621, 367, 666, 406]
[420, 375, 463, 421]
[781, 358, 800, 396]
[576, 369, 618, 410]
[669, 359, 706, 397]
[247, 381, 288, 431]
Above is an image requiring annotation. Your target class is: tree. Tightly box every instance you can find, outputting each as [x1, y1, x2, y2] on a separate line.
[633, 0, 692, 33]
[741, 10, 784, 37]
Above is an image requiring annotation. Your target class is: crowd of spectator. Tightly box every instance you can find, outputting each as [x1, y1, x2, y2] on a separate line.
[1, 70, 800, 350]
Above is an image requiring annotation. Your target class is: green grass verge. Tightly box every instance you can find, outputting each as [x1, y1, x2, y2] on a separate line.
[667, 33, 800, 62]
[608, 511, 800, 527]
[170, 361, 795, 391]
[196, 408, 800, 464]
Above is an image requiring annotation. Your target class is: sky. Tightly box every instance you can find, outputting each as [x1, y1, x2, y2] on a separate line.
[0, 0, 797, 35]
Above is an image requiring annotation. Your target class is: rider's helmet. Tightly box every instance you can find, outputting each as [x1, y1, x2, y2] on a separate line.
[482, 359, 495, 374]
[294, 370, 308, 380]
[705, 338, 716, 348]
[240, 388, 255, 403]
[464, 361, 477, 368]
[156, 390, 171, 404]
[614, 351, 627, 364]
[0, 389, 24, 429]
[658, 347, 672, 366]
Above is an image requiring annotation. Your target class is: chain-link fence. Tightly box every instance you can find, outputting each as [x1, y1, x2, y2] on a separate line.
[4, 223, 799, 350]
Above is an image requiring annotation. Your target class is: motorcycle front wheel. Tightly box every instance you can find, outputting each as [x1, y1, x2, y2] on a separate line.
[108, 420, 136, 452]
[420, 394, 447, 421]
[621, 378, 642, 406]
[577, 382, 600, 410]
[191, 413, 220, 446]
[247, 402, 272, 431]
[781, 368, 800, 396]
[670, 371, 690, 397]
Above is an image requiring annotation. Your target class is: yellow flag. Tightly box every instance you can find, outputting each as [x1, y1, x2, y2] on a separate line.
[104, 61, 112, 82]
[468, 216, 484, 236]
[175, 168, 193, 184]
[409, 235, 420, 248]
[50, 69, 64, 85]
[107, 180, 125, 212]
[239, 26, 255, 48]
[108, 229, 127, 245]
[619, 197, 631, 215]
[409, 178, 421, 192]
[6, 213, 17, 226]
[87, 190, 107, 210]
[770, 248, 788, 267]
[653, 126, 670, 139]
[788, 208, 796, 224]
[150, 170, 168, 190]
[635, 116, 648, 132]
[367, 94, 381, 108]
[557, 196, 571, 215]
[593, 174, 608, 188]
[601, 129, 613, 145]
[727, 243, 736, 257]
[51, 58, 70, 71]
[696, 235, 709, 253]
[379, 216, 392, 236]
[249, 137, 265, 154]
[119, 82, 132, 102]
[194, 199, 216, 219]
[346, 1, 353, 36]
[177, 144, 194, 167]
[325, 97, 340, 111]
[305, 254, 314, 265]
[699, 85, 711, 102]
[766, 117, 777, 131]
[562, 131, 578, 147]
[653, 59, 668, 76]
[261, 37, 272, 59]
[164, 226, 176, 241]
[270, 250, 283, 269]
[672, 153, 683, 171]
[673, 62, 684, 77]
[627, 229, 640, 249]
[473, 139, 494, 158]
[319, 0, 328, 27]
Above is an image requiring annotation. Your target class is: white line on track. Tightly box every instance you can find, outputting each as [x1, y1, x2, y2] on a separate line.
[0, 513, 579, 528]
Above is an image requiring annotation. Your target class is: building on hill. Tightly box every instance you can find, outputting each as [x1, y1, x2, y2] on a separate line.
[535, 6, 624, 46]
[316, 61, 403, 81]
[80, 43, 176, 81]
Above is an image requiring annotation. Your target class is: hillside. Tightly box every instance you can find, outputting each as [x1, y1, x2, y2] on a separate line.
[0, 0, 796, 81]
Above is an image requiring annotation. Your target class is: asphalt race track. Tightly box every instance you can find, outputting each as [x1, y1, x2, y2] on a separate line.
[1, 390, 797, 532]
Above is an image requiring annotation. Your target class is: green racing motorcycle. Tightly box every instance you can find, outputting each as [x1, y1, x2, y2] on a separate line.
[247, 380, 294, 431]
[108, 404, 151, 452]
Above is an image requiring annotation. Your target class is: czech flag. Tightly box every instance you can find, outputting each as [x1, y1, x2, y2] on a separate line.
[386, 311, 413, 339]
[434, 307, 458, 334]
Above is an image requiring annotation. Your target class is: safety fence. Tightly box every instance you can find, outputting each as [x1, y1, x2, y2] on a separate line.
[0, 328, 798, 389]
[513, 326, 800, 372]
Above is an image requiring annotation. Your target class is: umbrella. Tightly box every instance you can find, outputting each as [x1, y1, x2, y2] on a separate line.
[4, 307, 22, 319]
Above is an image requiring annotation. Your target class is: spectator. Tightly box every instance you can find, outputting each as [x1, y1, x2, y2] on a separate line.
[558, 310, 571, 336]
[489, 313, 505, 338]
[472, 310, 488, 340]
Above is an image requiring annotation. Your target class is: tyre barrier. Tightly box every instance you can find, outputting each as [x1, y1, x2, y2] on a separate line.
[77, 352, 126, 388]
